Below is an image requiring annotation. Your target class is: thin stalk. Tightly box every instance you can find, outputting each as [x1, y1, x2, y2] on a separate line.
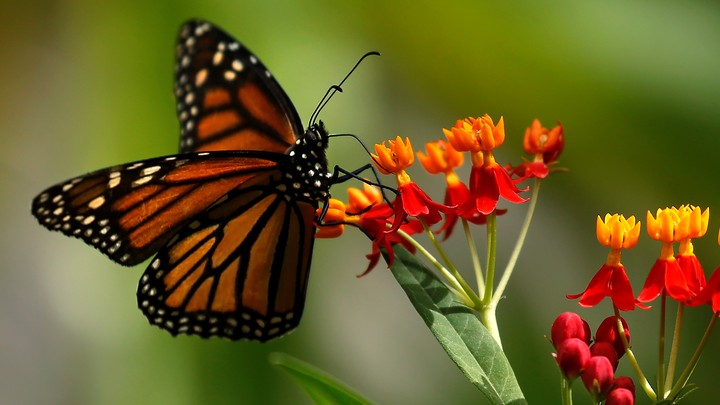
[614, 307, 656, 401]
[560, 376, 573, 405]
[421, 220, 484, 309]
[664, 303, 685, 395]
[395, 229, 469, 303]
[668, 314, 718, 400]
[478, 213, 503, 346]
[493, 178, 541, 305]
[462, 218, 485, 295]
[657, 292, 667, 398]
[482, 213, 497, 303]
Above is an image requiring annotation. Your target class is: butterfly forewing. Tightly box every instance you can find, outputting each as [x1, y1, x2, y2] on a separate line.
[32, 152, 284, 266]
[175, 20, 304, 154]
[137, 171, 317, 341]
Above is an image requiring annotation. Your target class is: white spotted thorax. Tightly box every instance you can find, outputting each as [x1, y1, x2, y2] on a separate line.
[284, 122, 331, 202]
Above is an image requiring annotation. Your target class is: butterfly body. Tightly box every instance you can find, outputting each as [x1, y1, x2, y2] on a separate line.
[32, 20, 336, 341]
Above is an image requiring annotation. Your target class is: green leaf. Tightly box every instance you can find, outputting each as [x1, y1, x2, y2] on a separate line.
[269, 352, 376, 405]
[387, 245, 527, 405]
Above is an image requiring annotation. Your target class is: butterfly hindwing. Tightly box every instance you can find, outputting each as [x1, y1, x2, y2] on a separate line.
[175, 20, 304, 154]
[32, 152, 285, 266]
[137, 170, 317, 341]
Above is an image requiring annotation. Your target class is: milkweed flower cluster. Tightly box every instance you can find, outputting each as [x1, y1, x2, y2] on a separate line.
[561, 205, 720, 404]
[317, 115, 565, 343]
[316, 114, 720, 404]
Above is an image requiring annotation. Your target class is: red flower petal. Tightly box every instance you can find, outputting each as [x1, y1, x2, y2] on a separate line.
[637, 259, 693, 303]
[568, 264, 636, 311]
[636, 259, 666, 303]
[677, 254, 706, 296]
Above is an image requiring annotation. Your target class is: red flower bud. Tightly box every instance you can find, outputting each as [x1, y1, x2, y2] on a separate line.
[582, 356, 615, 401]
[551, 312, 591, 349]
[613, 376, 636, 399]
[555, 338, 590, 381]
[606, 388, 634, 405]
[595, 316, 630, 358]
[590, 341, 619, 370]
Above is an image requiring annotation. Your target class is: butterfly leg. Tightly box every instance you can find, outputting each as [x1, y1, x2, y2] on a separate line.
[330, 164, 397, 203]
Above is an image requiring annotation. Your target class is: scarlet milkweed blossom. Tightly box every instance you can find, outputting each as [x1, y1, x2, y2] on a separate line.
[687, 225, 720, 312]
[443, 115, 528, 215]
[512, 119, 565, 179]
[372, 136, 449, 232]
[315, 184, 420, 274]
[416, 140, 490, 239]
[637, 206, 709, 304]
[567, 214, 641, 311]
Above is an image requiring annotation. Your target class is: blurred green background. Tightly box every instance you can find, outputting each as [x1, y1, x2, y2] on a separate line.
[3, 0, 720, 404]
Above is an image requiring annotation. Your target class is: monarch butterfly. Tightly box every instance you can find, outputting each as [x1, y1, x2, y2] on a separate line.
[32, 20, 364, 342]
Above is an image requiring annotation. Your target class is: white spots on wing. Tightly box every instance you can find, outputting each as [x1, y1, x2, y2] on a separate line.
[82, 215, 95, 225]
[249, 55, 258, 65]
[127, 162, 144, 170]
[88, 196, 105, 209]
[224, 70, 236, 81]
[197, 152, 210, 156]
[141, 166, 161, 176]
[213, 50, 224, 65]
[184, 92, 194, 104]
[195, 69, 208, 86]
[132, 175, 153, 186]
[231, 59, 243, 72]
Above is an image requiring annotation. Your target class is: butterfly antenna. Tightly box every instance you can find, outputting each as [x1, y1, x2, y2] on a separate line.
[309, 51, 381, 125]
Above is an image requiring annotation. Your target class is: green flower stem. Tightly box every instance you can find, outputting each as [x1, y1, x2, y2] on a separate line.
[560, 376, 572, 405]
[614, 307, 656, 401]
[478, 213, 503, 346]
[493, 178, 541, 306]
[462, 218, 485, 295]
[396, 229, 470, 304]
[657, 293, 667, 397]
[418, 220, 484, 310]
[664, 303, 685, 395]
[668, 313, 718, 400]
[482, 213, 497, 304]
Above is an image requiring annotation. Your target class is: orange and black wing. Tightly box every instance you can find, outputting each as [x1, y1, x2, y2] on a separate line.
[136, 169, 317, 341]
[31, 151, 285, 266]
[175, 20, 304, 154]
